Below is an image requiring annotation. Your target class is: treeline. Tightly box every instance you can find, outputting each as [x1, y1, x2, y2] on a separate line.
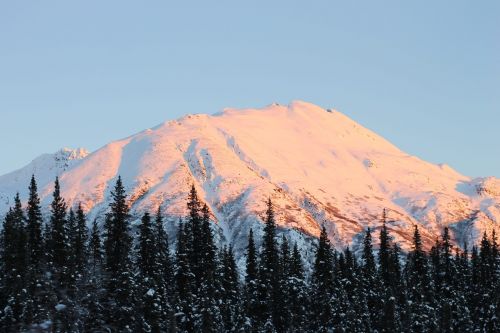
[0, 176, 499, 332]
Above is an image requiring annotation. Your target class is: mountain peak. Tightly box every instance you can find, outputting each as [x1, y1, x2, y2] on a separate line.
[0, 101, 498, 255]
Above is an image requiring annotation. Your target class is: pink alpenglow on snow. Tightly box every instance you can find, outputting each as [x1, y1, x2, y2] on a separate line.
[0, 101, 498, 256]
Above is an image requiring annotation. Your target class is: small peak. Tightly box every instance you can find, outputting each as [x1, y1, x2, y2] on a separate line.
[288, 100, 334, 115]
[56, 147, 90, 160]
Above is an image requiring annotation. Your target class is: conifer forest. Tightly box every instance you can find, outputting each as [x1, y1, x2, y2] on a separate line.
[1, 176, 499, 332]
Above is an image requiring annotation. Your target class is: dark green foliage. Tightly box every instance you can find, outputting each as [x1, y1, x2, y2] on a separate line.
[137, 212, 162, 332]
[1, 178, 500, 333]
[311, 225, 334, 331]
[0, 194, 26, 331]
[243, 229, 259, 331]
[287, 243, 308, 331]
[102, 176, 137, 332]
[405, 225, 436, 332]
[257, 198, 280, 329]
[74, 204, 88, 275]
[219, 245, 240, 332]
[24, 175, 51, 329]
[174, 219, 196, 332]
[48, 177, 68, 281]
[153, 207, 173, 331]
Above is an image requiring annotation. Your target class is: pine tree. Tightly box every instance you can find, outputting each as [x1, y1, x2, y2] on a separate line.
[378, 212, 403, 332]
[405, 225, 436, 332]
[452, 244, 473, 332]
[243, 229, 259, 331]
[275, 235, 291, 332]
[0, 194, 27, 332]
[361, 227, 380, 331]
[388, 242, 405, 330]
[49, 177, 68, 285]
[102, 176, 136, 332]
[137, 212, 161, 333]
[378, 209, 391, 286]
[476, 232, 499, 331]
[257, 198, 280, 330]
[24, 175, 51, 328]
[186, 184, 203, 288]
[66, 208, 77, 285]
[199, 204, 216, 284]
[198, 204, 220, 333]
[219, 245, 239, 332]
[62, 205, 89, 332]
[74, 204, 88, 276]
[153, 207, 173, 331]
[1, 194, 27, 329]
[46, 177, 74, 332]
[288, 243, 308, 332]
[311, 225, 334, 332]
[83, 218, 104, 332]
[174, 219, 196, 332]
[26, 176, 43, 269]
[88, 219, 103, 275]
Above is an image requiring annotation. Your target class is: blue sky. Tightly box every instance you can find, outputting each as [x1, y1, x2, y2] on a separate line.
[0, 1, 498, 177]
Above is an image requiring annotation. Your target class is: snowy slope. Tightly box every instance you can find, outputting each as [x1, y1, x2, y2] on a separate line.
[0, 101, 499, 257]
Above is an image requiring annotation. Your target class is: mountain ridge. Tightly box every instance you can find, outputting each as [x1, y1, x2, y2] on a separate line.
[0, 101, 499, 258]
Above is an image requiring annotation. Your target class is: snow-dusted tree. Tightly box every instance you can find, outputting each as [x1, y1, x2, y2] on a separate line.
[48, 177, 69, 287]
[287, 243, 308, 332]
[23, 175, 52, 329]
[102, 176, 137, 332]
[198, 204, 221, 333]
[74, 204, 88, 276]
[0, 194, 26, 331]
[243, 228, 259, 331]
[153, 207, 173, 331]
[174, 220, 196, 332]
[219, 245, 240, 332]
[310, 225, 334, 332]
[83, 218, 105, 332]
[275, 235, 291, 332]
[405, 225, 436, 332]
[136, 212, 162, 332]
[378, 210, 391, 286]
[257, 198, 280, 329]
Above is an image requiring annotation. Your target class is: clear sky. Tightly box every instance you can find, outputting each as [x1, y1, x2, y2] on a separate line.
[0, 1, 498, 177]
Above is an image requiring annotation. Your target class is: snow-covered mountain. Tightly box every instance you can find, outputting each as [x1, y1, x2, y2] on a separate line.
[1, 101, 499, 257]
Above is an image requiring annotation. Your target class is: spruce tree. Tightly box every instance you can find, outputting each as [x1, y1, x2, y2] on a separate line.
[378, 209, 391, 286]
[257, 198, 279, 330]
[405, 225, 436, 332]
[0, 194, 27, 330]
[275, 235, 291, 332]
[102, 176, 136, 332]
[137, 212, 161, 333]
[243, 228, 259, 331]
[476, 232, 499, 331]
[288, 243, 308, 332]
[74, 204, 88, 276]
[198, 204, 220, 333]
[219, 246, 239, 332]
[83, 218, 104, 332]
[154, 207, 173, 331]
[174, 219, 195, 332]
[361, 227, 379, 331]
[186, 184, 202, 288]
[88, 218, 103, 276]
[311, 225, 334, 332]
[24, 175, 50, 328]
[49, 177, 68, 284]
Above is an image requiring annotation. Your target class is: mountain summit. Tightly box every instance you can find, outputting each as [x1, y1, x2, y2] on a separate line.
[0, 101, 498, 254]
